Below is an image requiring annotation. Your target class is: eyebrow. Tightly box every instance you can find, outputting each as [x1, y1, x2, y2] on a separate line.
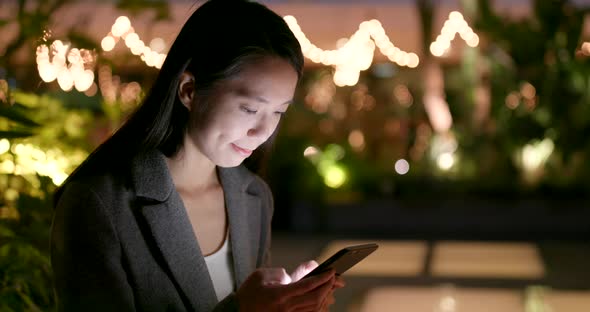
[235, 88, 293, 105]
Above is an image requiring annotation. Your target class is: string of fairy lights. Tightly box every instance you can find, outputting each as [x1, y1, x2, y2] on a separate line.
[35, 11, 479, 92]
[21, 9, 574, 188]
[430, 11, 479, 56]
[100, 16, 167, 69]
[284, 16, 420, 86]
[30, 10, 484, 187]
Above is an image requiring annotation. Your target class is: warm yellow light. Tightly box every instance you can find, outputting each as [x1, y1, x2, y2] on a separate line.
[101, 36, 116, 51]
[303, 146, 319, 158]
[440, 29, 455, 41]
[51, 40, 68, 56]
[66, 48, 80, 64]
[430, 11, 478, 57]
[52, 172, 68, 186]
[0, 160, 15, 173]
[430, 43, 444, 57]
[57, 69, 74, 91]
[437, 152, 455, 170]
[460, 29, 474, 40]
[449, 11, 464, 21]
[130, 43, 144, 56]
[323, 165, 347, 188]
[407, 53, 420, 68]
[74, 69, 94, 92]
[36, 45, 49, 60]
[284, 15, 420, 87]
[521, 138, 554, 173]
[520, 82, 536, 100]
[149, 37, 166, 53]
[4, 188, 18, 202]
[125, 33, 139, 48]
[283, 15, 296, 25]
[505, 92, 520, 109]
[348, 130, 365, 150]
[397, 52, 408, 66]
[0, 139, 9, 154]
[333, 69, 348, 87]
[38, 63, 58, 82]
[466, 34, 480, 47]
[112, 16, 131, 37]
[156, 53, 166, 69]
[336, 38, 349, 49]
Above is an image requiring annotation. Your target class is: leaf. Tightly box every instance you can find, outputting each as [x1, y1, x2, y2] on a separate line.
[0, 225, 15, 238]
[0, 106, 40, 127]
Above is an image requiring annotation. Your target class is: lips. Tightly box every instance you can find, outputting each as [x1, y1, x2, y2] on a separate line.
[231, 143, 253, 157]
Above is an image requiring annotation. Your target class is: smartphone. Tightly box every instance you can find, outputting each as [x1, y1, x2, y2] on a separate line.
[304, 243, 379, 278]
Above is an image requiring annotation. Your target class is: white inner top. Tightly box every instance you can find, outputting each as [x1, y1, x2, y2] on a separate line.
[203, 232, 236, 301]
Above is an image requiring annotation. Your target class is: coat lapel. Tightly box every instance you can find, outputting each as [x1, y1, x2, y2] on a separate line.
[141, 196, 218, 311]
[218, 167, 260, 287]
[131, 150, 261, 310]
[132, 151, 217, 311]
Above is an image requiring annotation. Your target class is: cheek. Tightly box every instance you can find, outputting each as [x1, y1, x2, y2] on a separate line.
[207, 111, 252, 140]
[267, 117, 281, 137]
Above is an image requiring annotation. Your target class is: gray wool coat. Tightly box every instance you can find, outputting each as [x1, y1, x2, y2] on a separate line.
[50, 149, 274, 311]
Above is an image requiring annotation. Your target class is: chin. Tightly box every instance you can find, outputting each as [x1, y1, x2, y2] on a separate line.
[215, 157, 245, 168]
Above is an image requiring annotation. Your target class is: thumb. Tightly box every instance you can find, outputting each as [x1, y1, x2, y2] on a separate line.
[260, 268, 292, 286]
[290, 260, 319, 282]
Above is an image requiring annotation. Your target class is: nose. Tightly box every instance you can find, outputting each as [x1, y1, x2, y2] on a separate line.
[247, 114, 278, 141]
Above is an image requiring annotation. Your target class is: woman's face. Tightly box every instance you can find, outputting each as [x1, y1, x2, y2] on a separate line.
[188, 57, 298, 167]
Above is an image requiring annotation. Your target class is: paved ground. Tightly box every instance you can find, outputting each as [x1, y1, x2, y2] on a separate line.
[270, 232, 590, 312]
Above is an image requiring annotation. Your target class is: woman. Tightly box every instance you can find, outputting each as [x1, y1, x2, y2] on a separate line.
[50, 0, 343, 311]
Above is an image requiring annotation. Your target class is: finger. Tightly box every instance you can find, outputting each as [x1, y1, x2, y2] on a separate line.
[333, 276, 345, 289]
[319, 292, 331, 312]
[290, 260, 319, 283]
[289, 286, 332, 311]
[318, 293, 335, 312]
[326, 293, 335, 305]
[281, 269, 335, 297]
[286, 275, 335, 310]
[320, 290, 335, 311]
[260, 268, 292, 285]
[322, 301, 330, 312]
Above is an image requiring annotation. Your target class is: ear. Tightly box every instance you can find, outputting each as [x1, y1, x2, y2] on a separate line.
[178, 71, 195, 111]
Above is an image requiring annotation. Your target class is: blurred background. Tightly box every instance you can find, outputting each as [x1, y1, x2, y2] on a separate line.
[1, 0, 590, 310]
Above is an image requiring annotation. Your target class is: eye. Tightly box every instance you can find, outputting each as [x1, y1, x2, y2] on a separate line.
[240, 106, 257, 114]
[275, 111, 287, 116]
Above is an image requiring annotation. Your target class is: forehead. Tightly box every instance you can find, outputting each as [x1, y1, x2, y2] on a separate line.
[219, 57, 299, 103]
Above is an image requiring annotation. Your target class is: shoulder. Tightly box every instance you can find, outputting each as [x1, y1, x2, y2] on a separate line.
[59, 169, 130, 200]
[55, 168, 133, 221]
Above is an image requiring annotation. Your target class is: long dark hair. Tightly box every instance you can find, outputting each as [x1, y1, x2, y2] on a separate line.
[55, 0, 303, 201]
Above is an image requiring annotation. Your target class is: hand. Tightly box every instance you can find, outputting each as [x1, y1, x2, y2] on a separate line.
[289, 260, 346, 312]
[319, 275, 345, 312]
[236, 267, 336, 312]
[289, 260, 319, 283]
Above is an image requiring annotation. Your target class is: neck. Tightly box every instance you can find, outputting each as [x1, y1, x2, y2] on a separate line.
[165, 138, 218, 193]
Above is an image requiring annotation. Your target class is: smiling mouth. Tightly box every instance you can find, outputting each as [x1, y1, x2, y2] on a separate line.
[231, 143, 253, 157]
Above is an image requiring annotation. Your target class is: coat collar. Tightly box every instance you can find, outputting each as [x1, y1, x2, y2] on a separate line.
[130, 150, 256, 202]
[130, 149, 260, 310]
